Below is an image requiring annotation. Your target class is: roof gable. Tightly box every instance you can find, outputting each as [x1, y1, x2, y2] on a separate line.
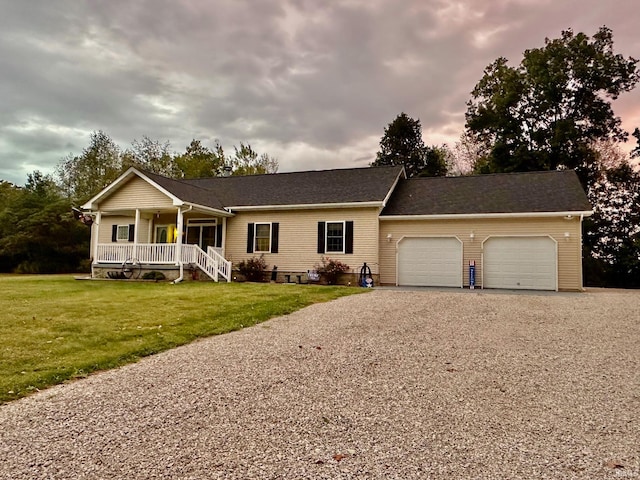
[381, 170, 592, 217]
[81, 168, 183, 210]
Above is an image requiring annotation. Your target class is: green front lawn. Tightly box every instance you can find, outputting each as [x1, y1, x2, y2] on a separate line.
[0, 275, 364, 403]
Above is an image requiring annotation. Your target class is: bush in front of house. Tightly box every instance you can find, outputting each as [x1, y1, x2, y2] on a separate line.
[142, 271, 166, 281]
[237, 255, 267, 282]
[317, 256, 350, 284]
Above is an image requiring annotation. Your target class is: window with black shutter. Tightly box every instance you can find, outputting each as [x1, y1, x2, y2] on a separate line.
[247, 222, 279, 253]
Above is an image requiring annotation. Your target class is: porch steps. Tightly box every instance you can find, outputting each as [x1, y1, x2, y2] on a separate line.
[192, 245, 231, 282]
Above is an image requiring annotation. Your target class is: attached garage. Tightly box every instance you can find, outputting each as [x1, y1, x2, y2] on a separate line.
[483, 236, 557, 291]
[397, 237, 462, 287]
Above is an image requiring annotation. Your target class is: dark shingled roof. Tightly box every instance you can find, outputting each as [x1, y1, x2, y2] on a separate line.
[141, 170, 227, 210]
[183, 166, 404, 207]
[381, 170, 591, 216]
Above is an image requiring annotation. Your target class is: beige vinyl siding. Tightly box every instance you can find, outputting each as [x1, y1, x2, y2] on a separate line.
[379, 216, 584, 291]
[98, 215, 151, 243]
[226, 207, 380, 274]
[99, 177, 175, 211]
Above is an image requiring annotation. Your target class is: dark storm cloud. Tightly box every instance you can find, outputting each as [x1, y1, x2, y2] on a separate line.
[0, 0, 638, 184]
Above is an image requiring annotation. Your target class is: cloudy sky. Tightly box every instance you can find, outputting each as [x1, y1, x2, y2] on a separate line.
[1, 0, 638, 185]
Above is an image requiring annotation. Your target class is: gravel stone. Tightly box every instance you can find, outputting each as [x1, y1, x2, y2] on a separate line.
[0, 288, 638, 479]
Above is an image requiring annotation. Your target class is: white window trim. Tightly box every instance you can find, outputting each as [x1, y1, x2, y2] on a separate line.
[325, 220, 345, 254]
[116, 224, 130, 242]
[187, 218, 217, 226]
[254, 222, 272, 253]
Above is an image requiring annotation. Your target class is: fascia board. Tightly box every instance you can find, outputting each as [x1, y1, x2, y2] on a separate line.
[379, 210, 594, 220]
[381, 170, 405, 208]
[228, 201, 383, 212]
[184, 202, 234, 217]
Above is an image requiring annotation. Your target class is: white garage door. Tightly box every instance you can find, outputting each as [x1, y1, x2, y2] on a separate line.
[398, 237, 462, 287]
[483, 237, 557, 291]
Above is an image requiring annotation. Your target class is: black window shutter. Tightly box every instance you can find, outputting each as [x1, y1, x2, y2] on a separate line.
[112, 225, 117, 242]
[216, 224, 223, 247]
[317, 222, 325, 254]
[271, 223, 279, 253]
[247, 223, 255, 253]
[345, 221, 354, 254]
[128, 224, 135, 242]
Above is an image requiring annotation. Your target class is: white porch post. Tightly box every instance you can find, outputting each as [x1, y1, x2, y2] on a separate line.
[92, 211, 101, 263]
[175, 207, 183, 265]
[221, 216, 227, 257]
[148, 215, 153, 244]
[133, 208, 140, 259]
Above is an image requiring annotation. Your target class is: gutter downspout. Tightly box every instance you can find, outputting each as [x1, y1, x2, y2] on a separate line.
[91, 211, 101, 279]
[172, 205, 193, 284]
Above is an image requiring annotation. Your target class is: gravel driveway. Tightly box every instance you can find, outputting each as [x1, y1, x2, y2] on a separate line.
[0, 288, 638, 479]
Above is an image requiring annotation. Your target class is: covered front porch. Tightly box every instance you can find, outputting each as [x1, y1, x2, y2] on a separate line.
[90, 205, 232, 282]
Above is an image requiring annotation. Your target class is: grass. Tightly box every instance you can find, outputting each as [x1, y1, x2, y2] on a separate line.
[0, 275, 365, 403]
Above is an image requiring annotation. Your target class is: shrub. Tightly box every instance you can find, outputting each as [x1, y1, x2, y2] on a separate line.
[317, 256, 350, 284]
[142, 271, 166, 281]
[237, 255, 267, 282]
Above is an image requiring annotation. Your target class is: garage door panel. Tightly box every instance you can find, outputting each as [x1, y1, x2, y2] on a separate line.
[398, 237, 462, 287]
[484, 237, 556, 290]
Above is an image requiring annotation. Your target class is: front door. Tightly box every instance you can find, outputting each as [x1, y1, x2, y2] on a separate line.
[156, 225, 169, 243]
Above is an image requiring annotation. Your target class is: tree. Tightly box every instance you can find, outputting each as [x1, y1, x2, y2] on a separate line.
[449, 132, 489, 175]
[465, 26, 639, 188]
[122, 136, 177, 177]
[584, 159, 640, 287]
[230, 143, 279, 176]
[174, 139, 226, 179]
[372, 113, 428, 178]
[56, 130, 122, 203]
[372, 113, 448, 177]
[0, 171, 90, 273]
[632, 128, 640, 159]
[421, 145, 451, 177]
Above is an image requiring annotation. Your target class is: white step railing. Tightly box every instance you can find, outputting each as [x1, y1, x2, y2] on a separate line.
[95, 243, 231, 282]
[207, 246, 231, 282]
[184, 244, 229, 282]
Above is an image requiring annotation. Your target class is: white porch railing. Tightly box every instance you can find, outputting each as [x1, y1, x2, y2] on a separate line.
[95, 243, 231, 282]
[96, 244, 135, 263]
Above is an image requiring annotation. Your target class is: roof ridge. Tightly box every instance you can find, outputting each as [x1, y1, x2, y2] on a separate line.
[140, 169, 220, 194]
[404, 170, 575, 181]
[188, 164, 403, 180]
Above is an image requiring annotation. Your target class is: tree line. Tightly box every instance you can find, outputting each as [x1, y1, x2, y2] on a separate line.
[0, 137, 278, 273]
[372, 26, 640, 288]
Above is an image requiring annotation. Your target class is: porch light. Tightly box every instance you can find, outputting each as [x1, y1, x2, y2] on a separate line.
[470, 232, 475, 241]
[564, 232, 570, 241]
[386, 233, 393, 242]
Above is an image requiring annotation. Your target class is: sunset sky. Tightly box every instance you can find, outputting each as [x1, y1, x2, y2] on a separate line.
[1, 0, 638, 185]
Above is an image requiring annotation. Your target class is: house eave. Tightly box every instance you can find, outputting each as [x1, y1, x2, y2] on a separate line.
[379, 210, 594, 221]
[228, 201, 383, 212]
[183, 202, 234, 217]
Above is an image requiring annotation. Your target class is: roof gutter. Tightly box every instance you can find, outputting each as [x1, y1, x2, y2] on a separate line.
[228, 201, 383, 212]
[182, 202, 234, 217]
[379, 210, 594, 221]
